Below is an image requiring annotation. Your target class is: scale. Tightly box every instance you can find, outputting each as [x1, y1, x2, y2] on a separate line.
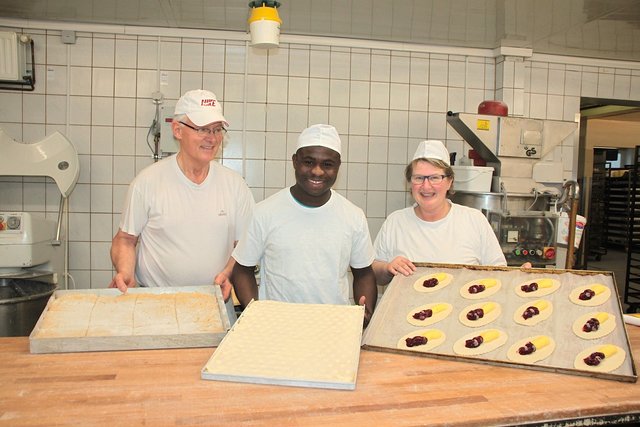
[0, 128, 79, 335]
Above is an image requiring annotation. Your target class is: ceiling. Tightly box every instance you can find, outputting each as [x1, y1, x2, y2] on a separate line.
[1, 0, 640, 62]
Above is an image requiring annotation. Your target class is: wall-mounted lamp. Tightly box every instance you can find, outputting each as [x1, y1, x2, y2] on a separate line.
[248, 1, 282, 49]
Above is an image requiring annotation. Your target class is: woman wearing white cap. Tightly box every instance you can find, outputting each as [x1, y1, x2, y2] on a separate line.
[110, 89, 255, 317]
[232, 124, 377, 325]
[373, 140, 506, 285]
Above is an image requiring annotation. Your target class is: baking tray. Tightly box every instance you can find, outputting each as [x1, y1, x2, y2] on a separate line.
[202, 300, 364, 390]
[362, 263, 637, 383]
[29, 285, 230, 353]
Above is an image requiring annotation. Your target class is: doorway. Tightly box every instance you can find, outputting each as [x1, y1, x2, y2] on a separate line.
[578, 97, 640, 312]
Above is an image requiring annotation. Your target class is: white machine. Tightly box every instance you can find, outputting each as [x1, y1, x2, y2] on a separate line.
[0, 128, 79, 336]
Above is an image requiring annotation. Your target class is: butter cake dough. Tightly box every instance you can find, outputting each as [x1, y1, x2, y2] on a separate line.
[515, 278, 560, 298]
[458, 301, 501, 328]
[460, 277, 501, 299]
[413, 272, 453, 293]
[406, 302, 452, 326]
[397, 329, 446, 353]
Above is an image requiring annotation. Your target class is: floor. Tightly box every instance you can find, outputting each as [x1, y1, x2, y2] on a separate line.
[585, 246, 631, 312]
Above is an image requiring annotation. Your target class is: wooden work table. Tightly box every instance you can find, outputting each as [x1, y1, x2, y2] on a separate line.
[1, 326, 639, 426]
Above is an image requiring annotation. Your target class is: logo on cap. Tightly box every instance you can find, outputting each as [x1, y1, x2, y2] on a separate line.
[201, 99, 217, 107]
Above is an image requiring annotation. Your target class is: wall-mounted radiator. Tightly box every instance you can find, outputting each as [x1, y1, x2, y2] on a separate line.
[0, 31, 35, 90]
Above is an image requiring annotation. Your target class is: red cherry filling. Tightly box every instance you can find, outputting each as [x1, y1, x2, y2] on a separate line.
[423, 278, 439, 288]
[405, 336, 428, 347]
[465, 335, 484, 348]
[583, 351, 605, 366]
[468, 284, 486, 294]
[412, 309, 434, 320]
[579, 289, 595, 300]
[466, 308, 485, 321]
[518, 341, 536, 355]
[582, 317, 600, 332]
[521, 282, 538, 293]
[522, 306, 540, 320]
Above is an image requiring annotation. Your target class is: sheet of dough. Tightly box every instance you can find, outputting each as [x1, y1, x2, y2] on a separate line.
[202, 300, 364, 389]
[33, 290, 223, 339]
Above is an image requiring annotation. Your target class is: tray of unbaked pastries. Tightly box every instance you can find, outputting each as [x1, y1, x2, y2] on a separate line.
[29, 286, 231, 353]
[362, 263, 637, 383]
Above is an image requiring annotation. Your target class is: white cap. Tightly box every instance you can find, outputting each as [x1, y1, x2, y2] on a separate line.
[174, 89, 228, 127]
[412, 140, 450, 165]
[296, 124, 341, 155]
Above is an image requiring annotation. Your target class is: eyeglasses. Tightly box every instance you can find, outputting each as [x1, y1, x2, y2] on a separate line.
[410, 174, 450, 185]
[179, 121, 227, 137]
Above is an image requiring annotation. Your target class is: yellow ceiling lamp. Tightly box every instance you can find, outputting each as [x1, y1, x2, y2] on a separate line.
[248, 1, 282, 49]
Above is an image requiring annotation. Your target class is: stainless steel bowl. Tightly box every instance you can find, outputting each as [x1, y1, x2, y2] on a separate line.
[0, 278, 56, 337]
[451, 190, 554, 213]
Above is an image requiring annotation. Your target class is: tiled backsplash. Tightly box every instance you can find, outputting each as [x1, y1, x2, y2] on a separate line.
[1, 23, 640, 289]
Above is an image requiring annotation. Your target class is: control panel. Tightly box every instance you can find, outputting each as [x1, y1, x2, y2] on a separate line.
[0, 213, 23, 233]
[488, 210, 559, 267]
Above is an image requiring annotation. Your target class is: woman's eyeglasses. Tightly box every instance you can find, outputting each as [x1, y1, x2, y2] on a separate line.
[179, 121, 227, 137]
[410, 174, 450, 185]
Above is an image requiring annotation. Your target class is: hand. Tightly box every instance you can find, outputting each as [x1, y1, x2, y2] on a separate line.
[386, 256, 416, 277]
[520, 262, 533, 269]
[108, 272, 135, 293]
[213, 272, 232, 302]
[358, 295, 372, 328]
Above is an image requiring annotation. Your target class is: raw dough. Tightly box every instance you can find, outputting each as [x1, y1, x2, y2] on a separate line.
[514, 278, 560, 298]
[459, 277, 502, 299]
[569, 283, 611, 307]
[458, 301, 501, 328]
[413, 272, 453, 293]
[453, 329, 508, 356]
[513, 299, 553, 326]
[406, 302, 452, 326]
[572, 312, 616, 340]
[397, 329, 446, 353]
[507, 336, 556, 364]
[202, 300, 363, 388]
[33, 291, 222, 338]
[574, 345, 626, 373]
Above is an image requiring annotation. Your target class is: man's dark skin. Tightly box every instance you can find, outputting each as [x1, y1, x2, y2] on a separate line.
[232, 145, 377, 327]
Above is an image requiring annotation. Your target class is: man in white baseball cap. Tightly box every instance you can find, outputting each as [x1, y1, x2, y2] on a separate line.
[174, 89, 229, 127]
[110, 89, 254, 325]
[232, 124, 377, 327]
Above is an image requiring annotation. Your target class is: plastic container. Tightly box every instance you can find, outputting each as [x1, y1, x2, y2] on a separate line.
[451, 166, 494, 192]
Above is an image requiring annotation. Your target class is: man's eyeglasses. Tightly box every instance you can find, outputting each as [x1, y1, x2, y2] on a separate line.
[179, 121, 227, 137]
[410, 174, 450, 185]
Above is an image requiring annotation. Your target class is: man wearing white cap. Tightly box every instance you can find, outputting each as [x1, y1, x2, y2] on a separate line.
[373, 140, 506, 285]
[232, 124, 377, 325]
[110, 89, 255, 311]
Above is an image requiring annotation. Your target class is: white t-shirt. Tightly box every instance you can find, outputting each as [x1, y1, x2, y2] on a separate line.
[374, 201, 507, 266]
[232, 188, 375, 305]
[119, 155, 255, 287]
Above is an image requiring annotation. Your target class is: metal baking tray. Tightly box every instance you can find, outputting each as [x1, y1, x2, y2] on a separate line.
[362, 263, 637, 383]
[29, 285, 230, 353]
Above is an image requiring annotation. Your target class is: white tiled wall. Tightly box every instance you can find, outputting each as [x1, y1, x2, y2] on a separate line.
[1, 24, 640, 289]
